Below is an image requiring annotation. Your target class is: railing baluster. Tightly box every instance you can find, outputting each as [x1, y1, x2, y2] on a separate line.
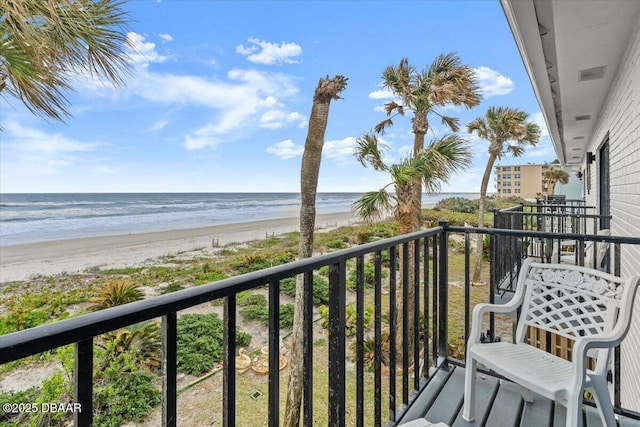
[74, 338, 93, 427]
[423, 237, 430, 377]
[374, 250, 382, 427]
[328, 261, 346, 427]
[413, 238, 420, 391]
[388, 245, 397, 423]
[162, 312, 177, 427]
[303, 271, 314, 427]
[223, 295, 236, 427]
[356, 255, 365, 427]
[464, 232, 471, 346]
[432, 235, 438, 365]
[402, 242, 410, 405]
[269, 280, 280, 427]
[438, 221, 449, 361]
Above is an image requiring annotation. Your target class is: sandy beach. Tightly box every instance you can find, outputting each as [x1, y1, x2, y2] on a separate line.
[0, 212, 359, 283]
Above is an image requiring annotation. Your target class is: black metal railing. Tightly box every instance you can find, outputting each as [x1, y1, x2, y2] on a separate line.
[1, 222, 639, 426]
[492, 201, 611, 295]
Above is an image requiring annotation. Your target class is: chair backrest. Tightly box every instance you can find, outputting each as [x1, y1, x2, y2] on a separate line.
[514, 260, 638, 362]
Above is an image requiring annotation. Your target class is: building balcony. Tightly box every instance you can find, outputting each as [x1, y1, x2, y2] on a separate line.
[1, 206, 640, 426]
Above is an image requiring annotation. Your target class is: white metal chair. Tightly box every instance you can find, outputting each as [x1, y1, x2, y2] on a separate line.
[463, 258, 640, 427]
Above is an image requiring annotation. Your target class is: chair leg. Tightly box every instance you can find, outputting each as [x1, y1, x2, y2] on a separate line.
[520, 386, 533, 403]
[590, 380, 616, 427]
[565, 395, 584, 427]
[463, 357, 477, 421]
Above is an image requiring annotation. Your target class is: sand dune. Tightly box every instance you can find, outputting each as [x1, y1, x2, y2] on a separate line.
[0, 212, 359, 283]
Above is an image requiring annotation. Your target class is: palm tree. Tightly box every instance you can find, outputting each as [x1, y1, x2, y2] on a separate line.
[467, 106, 541, 282]
[284, 75, 348, 427]
[354, 132, 472, 354]
[544, 166, 570, 196]
[0, 0, 131, 122]
[375, 55, 481, 228]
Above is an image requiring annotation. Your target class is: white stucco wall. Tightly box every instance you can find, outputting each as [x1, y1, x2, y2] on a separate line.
[585, 15, 640, 412]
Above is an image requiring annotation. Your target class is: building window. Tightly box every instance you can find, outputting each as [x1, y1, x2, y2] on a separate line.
[515, 189, 521, 194]
[503, 167, 511, 171]
[515, 181, 520, 186]
[504, 182, 511, 186]
[514, 166, 521, 171]
[514, 173, 521, 179]
[503, 174, 511, 179]
[503, 189, 511, 194]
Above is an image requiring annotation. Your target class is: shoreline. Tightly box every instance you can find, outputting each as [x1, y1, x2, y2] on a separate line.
[0, 212, 359, 283]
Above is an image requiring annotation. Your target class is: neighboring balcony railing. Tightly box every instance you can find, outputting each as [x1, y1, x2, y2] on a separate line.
[1, 222, 639, 426]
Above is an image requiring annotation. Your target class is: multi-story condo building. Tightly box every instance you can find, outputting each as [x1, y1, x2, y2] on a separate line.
[495, 163, 550, 198]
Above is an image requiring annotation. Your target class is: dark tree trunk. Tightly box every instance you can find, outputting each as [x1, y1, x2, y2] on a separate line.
[284, 75, 347, 427]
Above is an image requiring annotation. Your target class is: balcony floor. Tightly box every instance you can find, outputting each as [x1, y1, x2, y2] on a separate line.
[398, 364, 640, 427]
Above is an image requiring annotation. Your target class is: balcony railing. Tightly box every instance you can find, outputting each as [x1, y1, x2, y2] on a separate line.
[1, 220, 640, 426]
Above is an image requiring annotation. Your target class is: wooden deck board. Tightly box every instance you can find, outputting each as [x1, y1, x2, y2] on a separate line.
[396, 365, 455, 424]
[519, 391, 553, 427]
[396, 365, 640, 427]
[619, 414, 640, 427]
[451, 373, 499, 427]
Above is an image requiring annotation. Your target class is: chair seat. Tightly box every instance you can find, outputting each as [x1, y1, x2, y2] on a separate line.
[470, 342, 590, 401]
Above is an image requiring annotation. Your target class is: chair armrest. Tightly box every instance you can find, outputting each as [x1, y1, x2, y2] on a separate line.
[468, 299, 523, 344]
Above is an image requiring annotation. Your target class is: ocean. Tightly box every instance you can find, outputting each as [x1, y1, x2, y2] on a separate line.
[0, 192, 478, 246]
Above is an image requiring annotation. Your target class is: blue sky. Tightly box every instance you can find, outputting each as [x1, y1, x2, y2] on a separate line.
[0, 0, 557, 194]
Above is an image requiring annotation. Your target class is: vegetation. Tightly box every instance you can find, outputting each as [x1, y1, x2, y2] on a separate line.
[370, 55, 481, 226]
[0, 207, 501, 425]
[543, 166, 570, 195]
[0, 0, 132, 123]
[177, 313, 252, 375]
[467, 106, 541, 282]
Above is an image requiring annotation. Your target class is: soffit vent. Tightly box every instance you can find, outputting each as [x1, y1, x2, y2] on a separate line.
[572, 136, 585, 140]
[578, 66, 606, 82]
[575, 115, 591, 121]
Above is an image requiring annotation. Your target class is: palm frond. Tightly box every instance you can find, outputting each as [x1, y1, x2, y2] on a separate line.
[418, 133, 473, 193]
[354, 132, 388, 171]
[352, 189, 394, 223]
[441, 115, 460, 132]
[374, 118, 394, 135]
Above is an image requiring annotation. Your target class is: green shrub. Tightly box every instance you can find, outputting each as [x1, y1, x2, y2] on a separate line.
[0, 387, 41, 426]
[346, 262, 388, 291]
[327, 239, 348, 249]
[318, 302, 373, 336]
[237, 291, 267, 307]
[280, 275, 329, 305]
[277, 303, 295, 329]
[231, 251, 296, 274]
[177, 313, 224, 375]
[422, 209, 477, 227]
[159, 281, 185, 294]
[434, 197, 476, 213]
[236, 330, 252, 347]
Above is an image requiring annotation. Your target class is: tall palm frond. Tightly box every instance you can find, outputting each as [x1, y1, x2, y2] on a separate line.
[352, 189, 394, 223]
[0, 0, 132, 122]
[418, 134, 473, 192]
[354, 132, 388, 171]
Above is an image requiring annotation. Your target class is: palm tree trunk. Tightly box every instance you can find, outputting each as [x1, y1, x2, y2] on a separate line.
[412, 114, 428, 229]
[472, 152, 497, 283]
[396, 181, 416, 357]
[284, 76, 347, 427]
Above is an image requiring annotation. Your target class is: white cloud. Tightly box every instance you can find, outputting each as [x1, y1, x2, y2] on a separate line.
[2, 121, 100, 174]
[324, 137, 357, 165]
[368, 88, 394, 99]
[157, 33, 173, 42]
[126, 32, 168, 66]
[474, 66, 514, 97]
[267, 139, 304, 159]
[259, 110, 307, 129]
[236, 37, 302, 65]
